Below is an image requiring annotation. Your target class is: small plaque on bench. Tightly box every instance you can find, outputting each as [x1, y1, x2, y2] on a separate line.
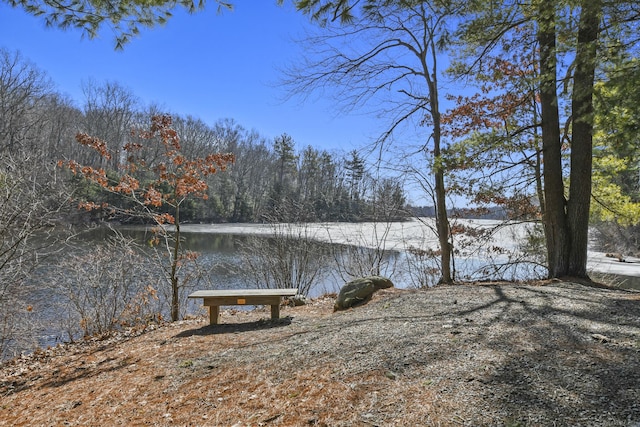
[237, 298, 246, 304]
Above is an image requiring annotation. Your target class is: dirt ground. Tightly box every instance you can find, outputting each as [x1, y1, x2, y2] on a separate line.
[1, 280, 640, 426]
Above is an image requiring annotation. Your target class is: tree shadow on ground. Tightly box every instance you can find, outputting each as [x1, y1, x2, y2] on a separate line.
[444, 283, 640, 425]
[9, 351, 140, 393]
[220, 282, 640, 424]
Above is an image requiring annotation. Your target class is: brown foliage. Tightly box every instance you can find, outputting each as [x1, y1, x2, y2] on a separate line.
[59, 114, 235, 223]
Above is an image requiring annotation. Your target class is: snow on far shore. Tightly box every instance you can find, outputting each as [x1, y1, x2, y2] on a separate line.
[180, 218, 640, 281]
[181, 218, 519, 251]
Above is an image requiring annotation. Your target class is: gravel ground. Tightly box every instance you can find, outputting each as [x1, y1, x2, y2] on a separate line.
[1, 280, 640, 426]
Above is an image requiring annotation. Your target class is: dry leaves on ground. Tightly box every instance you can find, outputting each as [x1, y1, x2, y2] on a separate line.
[1, 281, 640, 426]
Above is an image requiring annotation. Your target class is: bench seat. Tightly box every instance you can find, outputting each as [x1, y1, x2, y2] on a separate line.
[188, 288, 298, 325]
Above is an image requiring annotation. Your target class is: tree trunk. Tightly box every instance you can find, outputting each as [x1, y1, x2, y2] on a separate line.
[434, 164, 452, 284]
[567, 0, 601, 278]
[170, 205, 181, 322]
[426, 55, 452, 284]
[537, 0, 569, 278]
[432, 110, 452, 284]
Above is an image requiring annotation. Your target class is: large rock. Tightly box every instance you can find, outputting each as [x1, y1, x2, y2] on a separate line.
[334, 276, 394, 311]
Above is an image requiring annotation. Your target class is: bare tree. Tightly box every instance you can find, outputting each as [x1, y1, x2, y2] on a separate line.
[0, 49, 71, 358]
[0, 49, 55, 153]
[39, 93, 83, 161]
[285, 1, 461, 283]
[0, 151, 70, 357]
[80, 79, 140, 170]
[238, 219, 332, 296]
[172, 115, 221, 158]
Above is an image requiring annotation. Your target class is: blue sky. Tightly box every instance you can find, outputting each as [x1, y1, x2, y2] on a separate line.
[0, 1, 383, 153]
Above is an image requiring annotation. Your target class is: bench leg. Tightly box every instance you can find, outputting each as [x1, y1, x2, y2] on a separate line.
[271, 303, 280, 320]
[209, 306, 220, 325]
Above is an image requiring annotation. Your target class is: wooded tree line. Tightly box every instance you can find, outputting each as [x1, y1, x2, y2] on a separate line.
[0, 48, 408, 226]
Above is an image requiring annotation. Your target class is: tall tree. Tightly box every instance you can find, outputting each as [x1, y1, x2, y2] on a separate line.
[273, 133, 298, 190]
[287, 0, 459, 283]
[566, 0, 601, 276]
[0, 48, 54, 152]
[39, 93, 83, 161]
[298, 146, 322, 219]
[268, 133, 298, 219]
[228, 129, 273, 221]
[81, 79, 139, 171]
[372, 177, 406, 220]
[451, 0, 635, 279]
[344, 150, 365, 201]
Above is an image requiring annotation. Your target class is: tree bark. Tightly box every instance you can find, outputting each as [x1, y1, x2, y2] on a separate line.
[567, 0, 601, 278]
[423, 36, 452, 284]
[434, 164, 452, 284]
[430, 88, 452, 284]
[171, 204, 181, 322]
[537, 0, 569, 278]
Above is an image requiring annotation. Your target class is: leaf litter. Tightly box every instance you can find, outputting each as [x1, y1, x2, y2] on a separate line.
[1, 281, 640, 426]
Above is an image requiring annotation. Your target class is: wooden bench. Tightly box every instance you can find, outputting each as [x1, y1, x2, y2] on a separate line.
[188, 288, 298, 325]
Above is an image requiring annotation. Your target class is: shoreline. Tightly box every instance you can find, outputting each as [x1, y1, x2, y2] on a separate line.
[174, 218, 640, 283]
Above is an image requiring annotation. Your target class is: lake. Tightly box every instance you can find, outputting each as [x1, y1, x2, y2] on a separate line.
[5, 227, 400, 359]
[5, 218, 637, 360]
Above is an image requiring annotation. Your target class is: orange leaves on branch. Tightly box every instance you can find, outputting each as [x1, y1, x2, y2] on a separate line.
[175, 174, 208, 199]
[472, 190, 508, 206]
[486, 57, 535, 81]
[182, 250, 198, 261]
[148, 235, 161, 247]
[153, 213, 175, 225]
[75, 133, 112, 160]
[135, 114, 181, 152]
[61, 114, 236, 229]
[205, 153, 235, 170]
[123, 141, 143, 152]
[173, 154, 185, 166]
[144, 187, 164, 207]
[176, 250, 199, 267]
[133, 116, 236, 200]
[443, 52, 537, 139]
[112, 174, 139, 195]
[58, 160, 110, 187]
[471, 189, 540, 220]
[442, 91, 527, 139]
[78, 201, 108, 211]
